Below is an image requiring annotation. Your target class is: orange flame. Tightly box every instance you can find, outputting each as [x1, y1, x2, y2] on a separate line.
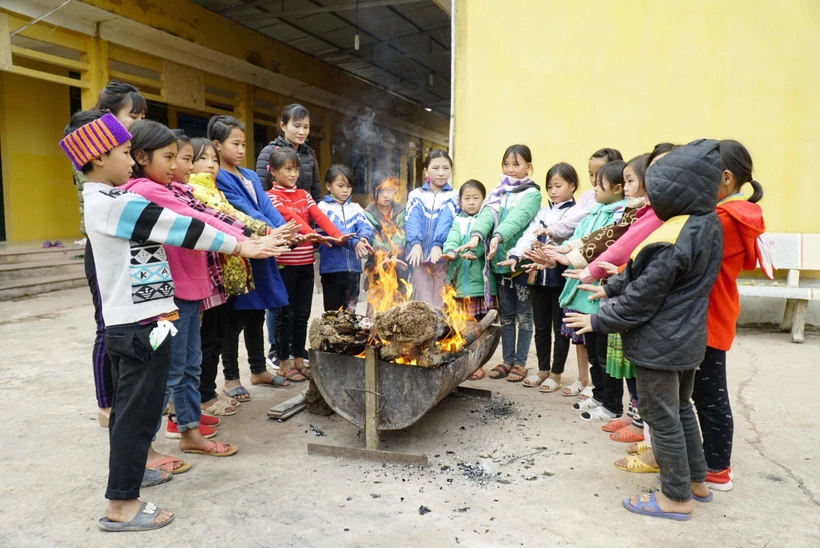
[438, 285, 475, 352]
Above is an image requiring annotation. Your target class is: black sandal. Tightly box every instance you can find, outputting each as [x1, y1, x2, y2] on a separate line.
[489, 364, 512, 379]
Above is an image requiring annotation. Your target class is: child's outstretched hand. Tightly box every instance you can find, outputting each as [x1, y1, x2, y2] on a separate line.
[354, 239, 373, 258]
[455, 235, 480, 255]
[460, 251, 477, 261]
[596, 261, 619, 276]
[302, 233, 334, 247]
[578, 284, 607, 301]
[533, 227, 552, 238]
[428, 245, 443, 264]
[406, 244, 424, 267]
[524, 247, 556, 268]
[497, 258, 517, 271]
[440, 251, 457, 262]
[563, 268, 583, 280]
[380, 256, 408, 270]
[487, 236, 501, 260]
[331, 233, 357, 246]
[234, 238, 285, 259]
[547, 250, 571, 266]
[563, 312, 592, 334]
[269, 220, 299, 243]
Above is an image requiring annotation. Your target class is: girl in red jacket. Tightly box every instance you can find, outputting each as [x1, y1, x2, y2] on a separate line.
[267, 148, 352, 382]
[694, 139, 766, 491]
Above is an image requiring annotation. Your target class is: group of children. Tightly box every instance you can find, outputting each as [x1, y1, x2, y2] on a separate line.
[70, 80, 766, 531]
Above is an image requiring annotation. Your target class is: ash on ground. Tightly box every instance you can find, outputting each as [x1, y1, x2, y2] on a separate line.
[482, 396, 516, 419]
[457, 462, 499, 486]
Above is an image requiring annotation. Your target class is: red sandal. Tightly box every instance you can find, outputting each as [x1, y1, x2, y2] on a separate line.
[609, 425, 645, 443]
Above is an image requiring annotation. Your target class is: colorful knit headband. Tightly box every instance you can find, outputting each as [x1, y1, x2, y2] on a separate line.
[60, 113, 132, 170]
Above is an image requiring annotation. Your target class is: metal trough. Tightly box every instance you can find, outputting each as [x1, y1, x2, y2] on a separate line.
[310, 324, 500, 431]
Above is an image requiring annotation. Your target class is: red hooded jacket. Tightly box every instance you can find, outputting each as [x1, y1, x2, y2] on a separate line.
[707, 196, 766, 350]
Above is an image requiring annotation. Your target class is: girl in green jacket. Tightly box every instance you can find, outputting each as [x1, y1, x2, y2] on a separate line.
[457, 145, 542, 382]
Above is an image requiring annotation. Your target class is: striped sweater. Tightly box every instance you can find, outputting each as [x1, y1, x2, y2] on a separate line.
[83, 182, 237, 326]
[267, 185, 341, 266]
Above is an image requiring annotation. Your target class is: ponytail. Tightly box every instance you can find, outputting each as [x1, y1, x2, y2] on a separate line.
[747, 180, 764, 204]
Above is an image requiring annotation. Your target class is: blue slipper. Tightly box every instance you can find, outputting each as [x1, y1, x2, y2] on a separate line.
[656, 475, 714, 502]
[98, 501, 175, 532]
[622, 492, 691, 521]
[223, 386, 250, 401]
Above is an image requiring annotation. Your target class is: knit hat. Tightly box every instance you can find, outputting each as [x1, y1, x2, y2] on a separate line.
[60, 113, 132, 170]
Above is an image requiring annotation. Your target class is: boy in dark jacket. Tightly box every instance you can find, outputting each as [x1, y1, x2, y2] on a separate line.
[565, 139, 724, 521]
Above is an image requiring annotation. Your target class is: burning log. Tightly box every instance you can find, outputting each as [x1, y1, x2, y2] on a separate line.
[308, 309, 373, 355]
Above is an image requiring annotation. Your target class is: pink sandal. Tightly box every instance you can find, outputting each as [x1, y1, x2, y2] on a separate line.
[146, 456, 192, 474]
[182, 440, 238, 457]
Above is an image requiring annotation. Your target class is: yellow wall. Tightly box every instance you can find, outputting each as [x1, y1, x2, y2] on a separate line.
[453, 0, 820, 234]
[0, 72, 78, 242]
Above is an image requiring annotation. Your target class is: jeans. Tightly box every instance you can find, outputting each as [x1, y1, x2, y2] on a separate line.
[496, 274, 533, 367]
[692, 347, 733, 471]
[199, 303, 227, 403]
[530, 285, 569, 374]
[412, 263, 447, 308]
[626, 376, 643, 427]
[104, 321, 171, 500]
[222, 308, 267, 380]
[265, 308, 278, 355]
[160, 299, 202, 433]
[636, 366, 707, 502]
[322, 272, 361, 312]
[85, 240, 113, 408]
[277, 265, 314, 360]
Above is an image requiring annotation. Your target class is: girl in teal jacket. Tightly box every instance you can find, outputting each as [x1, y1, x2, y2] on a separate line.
[458, 145, 542, 382]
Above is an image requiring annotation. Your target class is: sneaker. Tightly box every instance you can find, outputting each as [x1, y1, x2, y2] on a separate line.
[165, 420, 217, 439]
[581, 406, 619, 422]
[573, 398, 600, 411]
[705, 468, 734, 491]
[266, 356, 280, 369]
[199, 414, 220, 427]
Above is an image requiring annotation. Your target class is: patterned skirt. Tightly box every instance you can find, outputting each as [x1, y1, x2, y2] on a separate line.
[559, 308, 586, 345]
[605, 333, 634, 379]
[457, 296, 497, 320]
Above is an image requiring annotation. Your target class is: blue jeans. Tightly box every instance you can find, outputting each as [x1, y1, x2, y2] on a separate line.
[496, 273, 533, 367]
[161, 298, 203, 433]
[266, 308, 277, 354]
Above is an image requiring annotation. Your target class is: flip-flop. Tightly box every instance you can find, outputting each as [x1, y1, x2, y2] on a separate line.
[146, 456, 192, 475]
[538, 378, 562, 393]
[223, 386, 250, 402]
[468, 368, 486, 381]
[522, 374, 545, 387]
[609, 425, 645, 443]
[488, 364, 511, 379]
[98, 501, 175, 532]
[182, 440, 238, 457]
[627, 441, 649, 455]
[283, 368, 306, 383]
[622, 492, 690, 521]
[140, 468, 173, 488]
[655, 475, 714, 502]
[253, 374, 293, 389]
[202, 398, 237, 416]
[506, 366, 527, 383]
[615, 455, 660, 473]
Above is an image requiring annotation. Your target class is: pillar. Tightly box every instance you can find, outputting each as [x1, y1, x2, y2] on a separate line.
[237, 83, 254, 169]
[81, 33, 109, 110]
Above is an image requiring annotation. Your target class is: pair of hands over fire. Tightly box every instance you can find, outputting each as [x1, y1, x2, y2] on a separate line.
[240, 220, 372, 259]
[405, 243, 478, 268]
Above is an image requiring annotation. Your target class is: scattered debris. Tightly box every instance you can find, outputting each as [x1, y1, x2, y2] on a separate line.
[457, 462, 499, 486]
[455, 507, 470, 513]
[370, 493, 381, 499]
[418, 505, 431, 515]
[484, 397, 515, 419]
[542, 471, 555, 477]
[309, 424, 326, 437]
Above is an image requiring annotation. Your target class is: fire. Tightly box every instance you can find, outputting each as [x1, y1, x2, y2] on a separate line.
[438, 285, 475, 352]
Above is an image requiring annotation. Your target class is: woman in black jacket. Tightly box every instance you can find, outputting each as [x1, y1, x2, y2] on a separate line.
[566, 139, 724, 521]
[256, 103, 322, 201]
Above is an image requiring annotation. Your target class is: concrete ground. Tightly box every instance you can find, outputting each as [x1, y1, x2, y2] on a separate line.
[1, 287, 819, 548]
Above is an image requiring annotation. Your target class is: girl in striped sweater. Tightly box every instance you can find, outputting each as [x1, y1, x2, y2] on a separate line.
[267, 148, 353, 382]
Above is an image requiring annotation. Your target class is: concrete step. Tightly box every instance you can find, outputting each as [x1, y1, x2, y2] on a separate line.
[0, 259, 85, 283]
[0, 245, 85, 265]
[0, 273, 87, 301]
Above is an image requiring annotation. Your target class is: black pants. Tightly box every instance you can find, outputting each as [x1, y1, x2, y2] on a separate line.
[626, 376, 643, 427]
[321, 272, 361, 312]
[200, 303, 227, 402]
[530, 285, 570, 374]
[104, 321, 171, 500]
[85, 240, 114, 408]
[636, 366, 707, 502]
[277, 265, 314, 360]
[586, 331, 623, 415]
[692, 347, 733, 471]
[222, 308, 266, 380]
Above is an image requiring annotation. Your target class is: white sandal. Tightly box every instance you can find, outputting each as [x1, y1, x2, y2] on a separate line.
[561, 380, 583, 397]
[522, 374, 545, 387]
[202, 398, 237, 417]
[578, 385, 595, 400]
[539, 378, 563, 393]
[573, 396, 599, 411]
